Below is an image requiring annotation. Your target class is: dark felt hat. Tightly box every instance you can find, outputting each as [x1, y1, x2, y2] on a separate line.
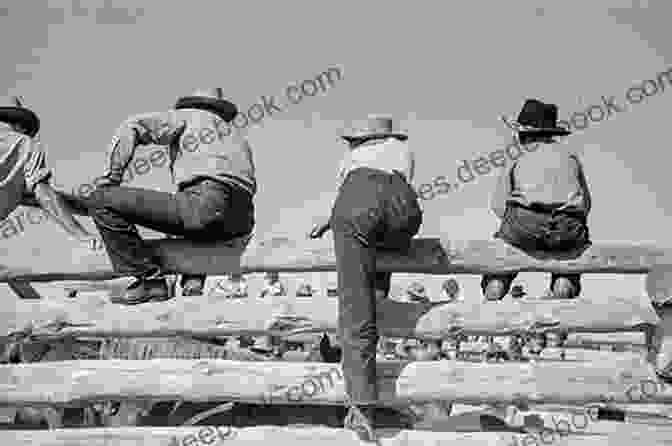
[0, 96, 40, 137]
[501, 99, 570, 137]
[175, 88, 238, 123]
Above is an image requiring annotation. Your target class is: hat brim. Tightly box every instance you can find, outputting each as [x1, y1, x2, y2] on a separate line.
[0, 107, 40, 137]
[341, 132, 408, 142]
[175, 96, 238, 123]
[501, 116, 571, 136]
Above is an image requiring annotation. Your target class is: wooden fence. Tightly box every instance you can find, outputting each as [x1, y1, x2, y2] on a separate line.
[1, 237, 672, 444]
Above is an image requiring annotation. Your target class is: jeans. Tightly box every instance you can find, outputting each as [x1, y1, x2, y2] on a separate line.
[82, 178, 254, 279]
[330, 167, 422, 406]
[482, 202, 591, 296]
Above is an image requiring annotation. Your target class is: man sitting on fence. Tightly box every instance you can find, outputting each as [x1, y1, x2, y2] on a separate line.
[0, 96, 95, 244]
[82, 88, 256, 305]
[483, 99, 592, 301]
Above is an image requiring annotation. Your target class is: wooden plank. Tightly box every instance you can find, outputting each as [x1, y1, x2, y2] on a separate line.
[0, 293, 658, 341]
[7, 280, 42, 299]
[2, 236, 672, 282]
[5, 424, 672, 446]
[0, 356, 670, 407]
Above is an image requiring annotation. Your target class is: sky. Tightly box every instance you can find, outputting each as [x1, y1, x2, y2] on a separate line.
[0, 0, 670, 300]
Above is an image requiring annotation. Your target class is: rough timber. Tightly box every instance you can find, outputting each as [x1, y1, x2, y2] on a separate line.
[1, 230, 672, 282]
[0, 293, 658, 341]
[0, 356, 671, 407]
[5, 424, 672, 446]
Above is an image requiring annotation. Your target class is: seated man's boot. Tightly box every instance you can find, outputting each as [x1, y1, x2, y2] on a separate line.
[110, 276, 171, 305]
[483, 278, 507, 301]
[344, 405, 378, 443]
[551, 277, 578, 299]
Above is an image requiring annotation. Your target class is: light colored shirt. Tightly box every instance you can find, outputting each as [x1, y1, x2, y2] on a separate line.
[260, 281, 286, 298]
[0, 129, 52, 221]
[491, 142, 591, 218]
[337, 138, 414, 186]
[105, 109, 256, 195]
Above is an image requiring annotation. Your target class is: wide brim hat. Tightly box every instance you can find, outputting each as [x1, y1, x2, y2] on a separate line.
[175, 87, 238, 123]
[406, 282, 428, 300]
[501, 98, 571, 137]
[341, 115, 408, 142]
[510, 285, 527, 298]
[250, 336, 275, 353]
[0, 96, 40, 137]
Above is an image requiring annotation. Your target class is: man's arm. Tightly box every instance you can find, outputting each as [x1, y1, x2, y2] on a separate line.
[103, 111, 186, 184]
[23, 140, 92, 240]
[573, 155, 591, 215]
[491, 163, 514, 219]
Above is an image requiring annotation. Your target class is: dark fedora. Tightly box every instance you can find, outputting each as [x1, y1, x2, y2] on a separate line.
[501, 99, 570, 137]
[175, 88, 238, 123]
[0, 96, 40, 137]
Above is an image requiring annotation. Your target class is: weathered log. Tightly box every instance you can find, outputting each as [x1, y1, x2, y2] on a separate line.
[3, 422, 672, 445]
[0, 356, 670, 407]
[0, 292, 658, 341]
[1, 235, 672, 282]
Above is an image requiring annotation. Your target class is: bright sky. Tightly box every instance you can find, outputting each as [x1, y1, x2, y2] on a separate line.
[0, 0, 670, 300]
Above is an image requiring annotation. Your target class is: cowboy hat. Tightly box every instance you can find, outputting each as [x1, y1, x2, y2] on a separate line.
[510, 285, 527, 298]
[501, 99, 570, 137]
[296, 282, 314, 297]
[406, 282, 429, 302]
[441, 278, 460, 297]
[175, 87, 238, 123]
[0, 96, 40, 137]
[340, 115, 408, 142]
[250, 336, 275, 354]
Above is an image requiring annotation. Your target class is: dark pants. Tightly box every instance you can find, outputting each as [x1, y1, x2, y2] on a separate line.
[482, 203, 590, 297]
[83, 178, 254, 279]
[330, 168, 422, 406]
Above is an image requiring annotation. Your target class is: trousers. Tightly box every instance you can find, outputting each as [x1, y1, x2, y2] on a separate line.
[82, 178, 254, 277]
[330, 167, 422, 405]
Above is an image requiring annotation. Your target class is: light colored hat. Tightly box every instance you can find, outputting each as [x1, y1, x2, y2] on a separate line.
[0, 96, 39, 137]
[340, 115, 407, 142]
[296, 282, 314, 297]
[406, 282, 428, 301]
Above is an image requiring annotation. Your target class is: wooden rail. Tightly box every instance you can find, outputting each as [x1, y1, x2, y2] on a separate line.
[2, 237, 672, 283]
[0, 355, 670, 407]
[5, 423, 672, 446]
[0, 293, 658, 342]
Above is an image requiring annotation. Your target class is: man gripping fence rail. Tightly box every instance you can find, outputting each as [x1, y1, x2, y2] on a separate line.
[78, 88, 257, 304]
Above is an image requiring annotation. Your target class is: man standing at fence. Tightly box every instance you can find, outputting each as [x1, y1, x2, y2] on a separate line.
[483, 99, 592, 301]
[309, 116, 423, 442]
[83, 88, 256, 304]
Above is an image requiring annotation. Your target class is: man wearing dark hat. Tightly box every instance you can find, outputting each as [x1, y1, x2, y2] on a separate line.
[83, 88, 256, 304]
[483, 99, 592, 301]
[309, 115, 423, 442]
[0, 96, 93, 242]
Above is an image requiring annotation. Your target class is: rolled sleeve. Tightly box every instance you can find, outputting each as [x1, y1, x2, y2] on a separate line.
[23, 140, 52, 191]
[105, 111, 186, 183]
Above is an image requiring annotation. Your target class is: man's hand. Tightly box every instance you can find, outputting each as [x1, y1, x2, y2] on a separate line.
[308, 218, 330, 239]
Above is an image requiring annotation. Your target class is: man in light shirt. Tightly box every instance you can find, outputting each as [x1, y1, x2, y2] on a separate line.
[81, 88, 256, 305]
[0, 96, 94, 244]
[484, 99, 592, 301]
[309, 116, 423, 442]
[259, 272, 286, 298]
